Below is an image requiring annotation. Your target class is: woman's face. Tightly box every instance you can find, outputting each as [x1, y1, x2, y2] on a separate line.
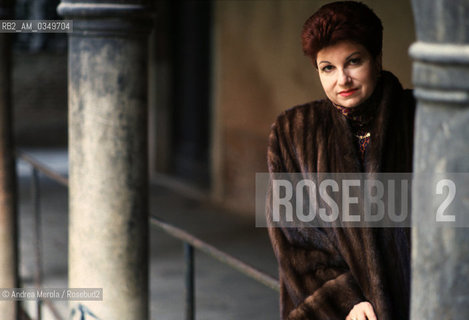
[316, 40, 381, 108]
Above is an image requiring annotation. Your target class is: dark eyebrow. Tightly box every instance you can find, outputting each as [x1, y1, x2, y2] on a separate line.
[346, 51, 361, 60]
[318, 51, 361, 66]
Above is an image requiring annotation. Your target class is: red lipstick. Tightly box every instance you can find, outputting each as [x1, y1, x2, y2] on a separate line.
[339, 88, 358, 97]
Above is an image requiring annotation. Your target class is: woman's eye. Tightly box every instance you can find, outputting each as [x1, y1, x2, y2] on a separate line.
[349, 58, 361, 65]
[322, 65, 334, 72]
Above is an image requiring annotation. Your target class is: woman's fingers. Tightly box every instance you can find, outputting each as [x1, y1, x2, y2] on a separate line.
[347, 313, 366, 320]
[362, 302, 377, 320]
[356, 313, 367, 320]
[364, 310, 377, 320]
[346, 301, 377, 320]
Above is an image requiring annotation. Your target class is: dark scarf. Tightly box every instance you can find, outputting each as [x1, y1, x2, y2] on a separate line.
[333, 80, 383, 165]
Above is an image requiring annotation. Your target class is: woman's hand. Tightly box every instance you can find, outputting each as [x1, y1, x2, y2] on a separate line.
[345, 301, 377, 320]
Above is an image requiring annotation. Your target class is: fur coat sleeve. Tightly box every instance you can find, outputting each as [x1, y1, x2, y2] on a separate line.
[266, 71, 415, 320]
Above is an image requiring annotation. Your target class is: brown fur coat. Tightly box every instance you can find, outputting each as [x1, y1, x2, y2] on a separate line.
[266, 71, 415, 319]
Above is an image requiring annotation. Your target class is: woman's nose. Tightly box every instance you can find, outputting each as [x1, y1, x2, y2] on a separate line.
[338, 69, 352, 86]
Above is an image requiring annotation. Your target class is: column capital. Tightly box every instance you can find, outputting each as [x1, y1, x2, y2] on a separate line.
[409, 41, 469, 104]
[57, 1, 154, 36]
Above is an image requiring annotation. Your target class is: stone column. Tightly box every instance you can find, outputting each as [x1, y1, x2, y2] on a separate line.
[0, 1, 18, 319]
[410, 0, 469, 319]
[57, 1, 153, 319]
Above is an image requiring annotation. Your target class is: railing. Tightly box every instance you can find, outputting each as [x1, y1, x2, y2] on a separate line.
[16, 149, 279, 320]
[17, 150, 67, 320]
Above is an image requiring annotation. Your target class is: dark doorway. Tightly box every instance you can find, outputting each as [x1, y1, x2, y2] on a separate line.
[170, 0, 212, 189]
[153, 0, 212, 189]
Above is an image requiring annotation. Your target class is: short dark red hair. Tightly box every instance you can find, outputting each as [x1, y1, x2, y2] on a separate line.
[301, 1, 383, 65]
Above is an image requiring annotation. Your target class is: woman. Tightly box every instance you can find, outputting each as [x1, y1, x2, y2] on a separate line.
[266, 2, 415, 320]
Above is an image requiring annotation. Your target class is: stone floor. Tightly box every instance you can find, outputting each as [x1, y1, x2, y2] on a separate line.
[17, 149, 279, 320]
